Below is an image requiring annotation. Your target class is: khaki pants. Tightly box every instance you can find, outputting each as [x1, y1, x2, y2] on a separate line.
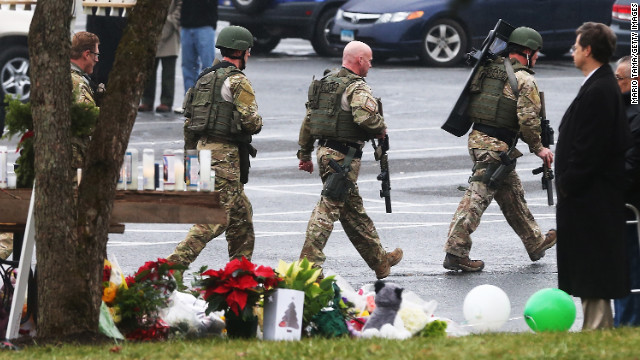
[581, 298, 613, 330]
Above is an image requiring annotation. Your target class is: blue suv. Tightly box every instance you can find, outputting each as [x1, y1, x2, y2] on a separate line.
[218, 0, 346, 56]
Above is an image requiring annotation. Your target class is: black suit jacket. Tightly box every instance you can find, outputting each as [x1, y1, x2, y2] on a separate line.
[555, 64, 633, 298]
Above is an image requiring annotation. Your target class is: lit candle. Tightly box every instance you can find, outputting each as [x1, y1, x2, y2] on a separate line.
[142, 148, 154, 190]
[186, 150, 199, 192]
[174, 149, 185, 191]
[163, 149, 175, 191]
[199, 149, 211, 192]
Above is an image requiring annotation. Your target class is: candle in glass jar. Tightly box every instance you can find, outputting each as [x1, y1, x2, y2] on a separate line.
[142, 148, 155, 190]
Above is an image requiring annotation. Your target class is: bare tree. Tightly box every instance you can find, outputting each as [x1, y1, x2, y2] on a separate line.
[28, 0, 170, 339]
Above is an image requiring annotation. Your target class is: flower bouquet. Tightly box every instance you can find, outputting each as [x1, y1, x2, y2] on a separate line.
[193, 257, 281, 338]
[103, 258, 186, 340]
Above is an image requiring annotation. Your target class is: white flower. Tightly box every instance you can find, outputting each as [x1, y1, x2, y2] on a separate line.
[398, 305, 429, 335]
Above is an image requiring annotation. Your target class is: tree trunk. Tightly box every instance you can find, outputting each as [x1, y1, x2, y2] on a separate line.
[29, 0, 170, 340]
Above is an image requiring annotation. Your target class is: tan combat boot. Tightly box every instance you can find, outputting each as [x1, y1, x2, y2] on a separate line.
[443, 253, 485, 272]
[529, 229, 557, 261]
[374, 248, 403, 279]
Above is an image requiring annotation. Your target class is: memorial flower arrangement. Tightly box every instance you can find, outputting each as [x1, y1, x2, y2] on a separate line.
[102, 258, 186, 340]
[193, 257, 281, 321]
[275, 258, 337, 326]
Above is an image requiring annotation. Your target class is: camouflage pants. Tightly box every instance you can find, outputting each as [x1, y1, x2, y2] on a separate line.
[299, 146, 387, 271]
[445, 148, 545, 258]
[168, 141, 255, 266]
[0, 233, 13, 260]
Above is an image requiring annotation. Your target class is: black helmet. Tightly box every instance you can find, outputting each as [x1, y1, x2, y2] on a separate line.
[508, 27, 543, 51]
[215, 26, 253, 51]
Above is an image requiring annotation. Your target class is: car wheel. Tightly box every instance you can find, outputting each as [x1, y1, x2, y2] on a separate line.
[0, 45, 30, 102]
[251, 34, 281, 54]
[231, 0, 270, 14]
[420, 19, 468, 67]
[311, 8, 342, 57]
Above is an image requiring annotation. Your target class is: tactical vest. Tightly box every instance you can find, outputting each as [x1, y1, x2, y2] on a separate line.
[184, 66, 242, 139]
[307, 68, 370, 142]
[467, 58, 533, 133]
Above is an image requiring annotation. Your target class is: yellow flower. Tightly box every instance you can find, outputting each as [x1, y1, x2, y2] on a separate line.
[102, 282, 118, 304]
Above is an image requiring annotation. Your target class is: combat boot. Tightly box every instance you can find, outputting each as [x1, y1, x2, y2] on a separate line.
[374, 248, 404, 279]
[529, 229, 557, 261]
[443, 253, 484, 272]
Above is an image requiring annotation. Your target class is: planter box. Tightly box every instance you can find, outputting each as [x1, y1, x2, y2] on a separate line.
[263, 289, 304, 341]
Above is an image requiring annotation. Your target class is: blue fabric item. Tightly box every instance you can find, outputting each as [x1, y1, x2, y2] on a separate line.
[614, 224, 640, 327]
[181, 27, 216, 94]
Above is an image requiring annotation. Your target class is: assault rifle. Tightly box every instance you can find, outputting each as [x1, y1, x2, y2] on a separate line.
[372, 134, 391, 213]
[531, 92, 555, 205]
[441, 19, 515, 136]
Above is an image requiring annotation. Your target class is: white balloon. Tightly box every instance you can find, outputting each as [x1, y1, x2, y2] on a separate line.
[463, 284, 511, 332]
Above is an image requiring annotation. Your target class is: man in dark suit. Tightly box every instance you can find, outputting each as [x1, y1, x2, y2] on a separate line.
[613, 55, 640, 327]
[555, 22, 633, 330]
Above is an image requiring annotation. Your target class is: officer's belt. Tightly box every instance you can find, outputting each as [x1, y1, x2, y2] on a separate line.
[203, 135, 235, 145]
[472, 123, 518, 146]
[318, 139, 363, 159]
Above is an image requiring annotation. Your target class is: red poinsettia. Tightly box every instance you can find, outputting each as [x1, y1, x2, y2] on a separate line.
[195, 257, 282, 321]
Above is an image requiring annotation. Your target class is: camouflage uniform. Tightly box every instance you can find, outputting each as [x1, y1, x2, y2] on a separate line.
[445, 59, 547, 259]
[298, 68, 389, 271]
[0, 232, 12, 260]
[71, 62, 96, 169]
[168, 63, 262, 266]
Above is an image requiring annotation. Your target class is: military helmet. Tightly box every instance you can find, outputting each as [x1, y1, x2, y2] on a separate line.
[508, 27, 543, 51]
[216, 26, 254, 51]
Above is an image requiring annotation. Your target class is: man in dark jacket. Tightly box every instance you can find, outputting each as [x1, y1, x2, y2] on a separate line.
[555, 22, 633, 330]
[180, 0, 217, 95]
[613, 55, 640, 327]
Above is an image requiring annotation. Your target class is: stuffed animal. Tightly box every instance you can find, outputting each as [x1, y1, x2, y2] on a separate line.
[362, 280, 403, 331]
[359, 281, 411, 339]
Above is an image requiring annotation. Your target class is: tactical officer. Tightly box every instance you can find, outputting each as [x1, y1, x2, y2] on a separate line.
[443, 27, 556, 272]
[70, 31, 102, 169]
[71, 31, 102, 106]
[167, 26, 262, 266]
[297, 41, 403, 280]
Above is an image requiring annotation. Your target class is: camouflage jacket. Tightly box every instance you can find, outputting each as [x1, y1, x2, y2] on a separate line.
[71, 62, 96, 106]
[184, 62, 262, 149]
[469, 60, 543, 157]
[297, 68, 386, 161]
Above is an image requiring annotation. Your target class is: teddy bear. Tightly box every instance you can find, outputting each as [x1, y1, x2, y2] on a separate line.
[361, 280, 412, 339]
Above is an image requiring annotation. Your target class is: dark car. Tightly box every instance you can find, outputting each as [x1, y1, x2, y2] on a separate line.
[329, 0, 615, 66]
[610, 0, 637, 57]
[218, 0, 347, 56]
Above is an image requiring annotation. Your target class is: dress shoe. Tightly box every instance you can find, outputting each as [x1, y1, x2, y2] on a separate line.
[155, 104, 171, 113]
[138, 103, 152, 112]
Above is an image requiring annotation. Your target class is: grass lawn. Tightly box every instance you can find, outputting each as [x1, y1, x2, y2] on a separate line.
[5, 327, 640, 360]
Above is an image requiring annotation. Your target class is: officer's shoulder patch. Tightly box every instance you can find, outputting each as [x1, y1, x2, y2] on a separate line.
[364, 98, 377, 113]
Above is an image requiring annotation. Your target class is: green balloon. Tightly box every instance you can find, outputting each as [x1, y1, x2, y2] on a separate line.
[524, 288, 576, 332]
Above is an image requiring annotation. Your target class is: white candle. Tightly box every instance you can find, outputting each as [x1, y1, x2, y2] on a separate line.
[7, 173, 16, 189]
[126, 149, 139, 190]
[174, 149, 185, 191]
[163, 149, 175, 191]
[142, 148, 154, 190]
[186, 150, 199, 192]
[0, 146, 7, 189]
[199, 149, 211, 192]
